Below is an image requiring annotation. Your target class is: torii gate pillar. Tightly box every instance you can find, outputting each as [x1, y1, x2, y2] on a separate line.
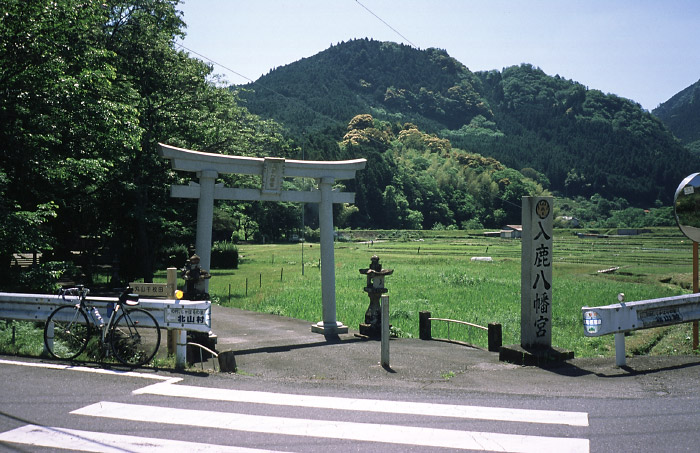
[195, 169, 217, 290]
[159, 144, 366, 337]
[314, 177, 343, 334]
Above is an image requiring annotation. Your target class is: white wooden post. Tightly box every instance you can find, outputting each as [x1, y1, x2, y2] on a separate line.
[166, 267, 177, 298]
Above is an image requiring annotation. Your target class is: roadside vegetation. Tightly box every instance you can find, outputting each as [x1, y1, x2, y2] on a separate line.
[203, 227, 698, 359]
[2, 228, 698, 361]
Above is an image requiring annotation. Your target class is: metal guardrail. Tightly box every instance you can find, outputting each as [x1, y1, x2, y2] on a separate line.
[0, 292, 211, 369]
[419, 311, 502, 352]
[429, 317, 487, 344]
[582, 292, 700, 366]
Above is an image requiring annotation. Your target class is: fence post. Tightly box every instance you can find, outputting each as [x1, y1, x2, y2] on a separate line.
[166, 267, 177, 298]
[419, 311, 431, 340]
[166, 267, 178, 357]
[381, 294, 390, 368]
[488, 323, 502, 352]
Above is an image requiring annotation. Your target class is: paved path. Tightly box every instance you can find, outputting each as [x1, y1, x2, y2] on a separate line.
[211, 305, 700, 398]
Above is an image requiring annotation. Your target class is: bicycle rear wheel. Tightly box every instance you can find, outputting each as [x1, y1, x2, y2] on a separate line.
[110, 308, 161, 366]
[44, 305, 90, 360]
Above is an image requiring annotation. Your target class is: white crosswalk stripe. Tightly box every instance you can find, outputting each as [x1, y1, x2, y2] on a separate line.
[134, 381, 589, 426]
[72, 400, 589, 452]
[0, 424, 283, 453]
[0, 378, 590, 452]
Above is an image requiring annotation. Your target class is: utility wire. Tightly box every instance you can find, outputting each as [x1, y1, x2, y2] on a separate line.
[175, 41, 255, 84]
[175, 41, 310, 116]
[354, 0, 417, 48]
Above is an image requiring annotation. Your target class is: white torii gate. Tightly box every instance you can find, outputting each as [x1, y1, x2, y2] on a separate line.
[158, 143, 366, 336]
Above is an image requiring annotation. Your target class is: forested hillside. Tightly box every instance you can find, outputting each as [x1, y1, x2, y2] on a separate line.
[239, 39, 697, 207]
[653, 79, 700, 155]
[0, 3, 685, 289]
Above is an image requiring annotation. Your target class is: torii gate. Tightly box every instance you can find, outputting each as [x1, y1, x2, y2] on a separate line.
[158, 143, 366, 336]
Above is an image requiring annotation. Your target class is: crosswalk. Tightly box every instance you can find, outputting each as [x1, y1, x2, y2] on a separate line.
[0, 377, 590, 452]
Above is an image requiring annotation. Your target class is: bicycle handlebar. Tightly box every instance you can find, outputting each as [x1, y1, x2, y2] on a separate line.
[58, 286, 89, 298]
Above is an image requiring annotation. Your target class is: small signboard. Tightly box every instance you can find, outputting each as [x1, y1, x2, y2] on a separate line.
[159, 300, 211, 332]
[262, 157, 285, 194]
[130, 283, 172, 298]
[583, 310, 602, 334]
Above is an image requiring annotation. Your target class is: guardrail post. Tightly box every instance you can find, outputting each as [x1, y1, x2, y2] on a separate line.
[615, 332, 626, 367]
[488, 323, 502, 352]
[419, 311, 431, 340]
[175, 329, 187, 369]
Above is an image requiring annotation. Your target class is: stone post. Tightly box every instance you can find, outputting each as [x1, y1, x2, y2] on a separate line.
[521, 196, 553, 348]
[312, 177, 348, 335]
[195, 169, 217, 294]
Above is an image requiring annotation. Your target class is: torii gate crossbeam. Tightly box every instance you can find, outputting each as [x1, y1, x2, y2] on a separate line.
[158, 143, 366, 336]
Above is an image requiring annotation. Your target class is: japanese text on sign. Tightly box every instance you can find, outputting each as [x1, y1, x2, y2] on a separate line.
[521, 197, 553, 347]
[165, 307, 210, 329]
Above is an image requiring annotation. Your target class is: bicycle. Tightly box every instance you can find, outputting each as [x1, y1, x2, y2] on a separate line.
[43, 285, 161, 367]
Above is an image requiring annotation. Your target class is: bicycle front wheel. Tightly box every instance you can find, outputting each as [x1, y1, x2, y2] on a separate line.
[44, 305, 90, 360]
[110, 308, 161, 366]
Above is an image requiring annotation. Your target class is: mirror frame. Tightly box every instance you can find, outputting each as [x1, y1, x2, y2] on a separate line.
[674, 173, 700, 242]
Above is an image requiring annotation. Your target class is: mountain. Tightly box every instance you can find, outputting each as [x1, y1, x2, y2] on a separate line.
[237, 38, 697, 206]
[653, 79, 700, 154]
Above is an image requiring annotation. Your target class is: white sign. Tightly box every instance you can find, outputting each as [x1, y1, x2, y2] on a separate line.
[583, 293, 700, 337]
[164, 306, 211, 330]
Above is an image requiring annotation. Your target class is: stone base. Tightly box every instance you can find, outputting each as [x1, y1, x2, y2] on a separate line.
[218, 350, 237, 373]
[499, 344, 574, 367]
[311, 321, 349, 336]
[359, 323, 381, 339]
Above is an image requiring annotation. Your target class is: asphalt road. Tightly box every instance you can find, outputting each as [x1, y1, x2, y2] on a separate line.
[2, 304, 700, 452]
[1, 356, 700, 452]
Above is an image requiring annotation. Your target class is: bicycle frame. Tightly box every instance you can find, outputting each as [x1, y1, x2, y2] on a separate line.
[45, 286, 158, 366]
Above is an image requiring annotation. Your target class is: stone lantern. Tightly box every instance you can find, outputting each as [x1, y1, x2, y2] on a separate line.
[359, 255, 393, 338]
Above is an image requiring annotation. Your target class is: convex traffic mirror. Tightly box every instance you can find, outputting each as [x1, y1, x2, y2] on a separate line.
[674, 173, 700, 242]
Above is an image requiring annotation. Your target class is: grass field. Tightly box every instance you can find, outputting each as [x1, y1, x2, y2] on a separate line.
[203, 228, 700, 359]
[2, 228, 698, 360]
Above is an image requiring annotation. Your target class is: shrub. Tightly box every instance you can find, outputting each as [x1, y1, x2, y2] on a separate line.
[160, 244, 189, 269]
[211, 241, 239, 269]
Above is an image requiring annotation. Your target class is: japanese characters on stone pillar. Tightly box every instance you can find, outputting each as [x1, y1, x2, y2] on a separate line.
[521, 196, 553, 347]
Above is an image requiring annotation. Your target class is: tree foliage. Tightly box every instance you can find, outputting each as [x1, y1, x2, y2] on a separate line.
[0, 0, 297, 285]
[239, 41, 697, 209]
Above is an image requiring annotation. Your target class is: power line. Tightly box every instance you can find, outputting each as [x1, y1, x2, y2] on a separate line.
[174, 41, 255, 84]
[354, 0, 417, 48]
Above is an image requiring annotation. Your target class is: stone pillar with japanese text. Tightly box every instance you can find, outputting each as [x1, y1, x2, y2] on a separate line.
[521, 196, 553, 347]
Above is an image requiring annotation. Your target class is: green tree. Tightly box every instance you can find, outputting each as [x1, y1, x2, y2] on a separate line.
[0, 0, 139, 278]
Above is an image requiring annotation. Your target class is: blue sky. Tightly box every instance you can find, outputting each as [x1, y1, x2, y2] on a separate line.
[177, 0, 700, 111]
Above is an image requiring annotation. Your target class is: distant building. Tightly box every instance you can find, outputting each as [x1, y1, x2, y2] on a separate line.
[501, 225, 522, 239]
[557, 216, 580, 227]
